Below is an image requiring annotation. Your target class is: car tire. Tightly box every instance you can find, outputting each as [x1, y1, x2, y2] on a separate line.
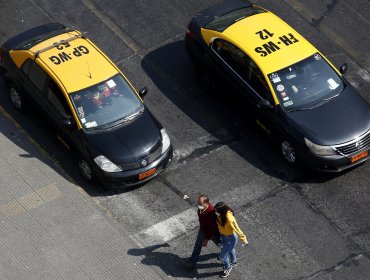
[281, 140, 297, 164]
[78, 157, 96, 183]
[8, 83, 25, 112]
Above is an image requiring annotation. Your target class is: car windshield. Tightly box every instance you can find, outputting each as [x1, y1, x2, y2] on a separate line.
[268, 53, 344, 111]
[70, 74, 143, 129]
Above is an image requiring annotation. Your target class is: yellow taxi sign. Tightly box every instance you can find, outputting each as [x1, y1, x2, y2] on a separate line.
[31, 31, 118, 93]
[222, 11, 317, 74]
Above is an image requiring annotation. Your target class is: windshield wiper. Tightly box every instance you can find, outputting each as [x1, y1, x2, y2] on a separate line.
[308, 93, 340, 108]
[19, 38, 45, 49]
[122, 108, 144, 122]
[235, 16, 247, 22]
[97, 108, 144, 129]
[287, 93, 340, 112]
[287, 107, 311, 112]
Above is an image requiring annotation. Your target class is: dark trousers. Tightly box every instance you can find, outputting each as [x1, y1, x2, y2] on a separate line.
[190, 230, 221, 263]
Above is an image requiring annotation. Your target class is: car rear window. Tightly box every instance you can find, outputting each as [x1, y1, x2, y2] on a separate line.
[205, 6, 266, 32]
[15, 29, 69, 50]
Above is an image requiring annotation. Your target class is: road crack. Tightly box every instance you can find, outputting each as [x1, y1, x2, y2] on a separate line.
[311, 0, 339, 27]
[292, 184, 369, 258]
[292, 253, 369, 280]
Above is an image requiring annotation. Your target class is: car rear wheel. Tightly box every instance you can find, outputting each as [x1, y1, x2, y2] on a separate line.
[281, 140, 296, 163]
[78, 158, 95, 182]
[8, 84, 25, 111]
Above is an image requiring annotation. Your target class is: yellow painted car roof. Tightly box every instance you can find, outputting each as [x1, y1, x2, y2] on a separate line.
[222, 11, 317, 74]
[30, 31, 118, 93]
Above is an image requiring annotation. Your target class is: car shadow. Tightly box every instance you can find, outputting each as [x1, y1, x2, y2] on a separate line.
[127, 243, 221, 279]
[140, 39, 348, 184]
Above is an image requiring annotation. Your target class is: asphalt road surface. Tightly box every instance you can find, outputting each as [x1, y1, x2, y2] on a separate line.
[0, 0, 370, 279]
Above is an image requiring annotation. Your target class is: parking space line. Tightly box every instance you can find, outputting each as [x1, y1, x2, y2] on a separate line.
[81, 0, 142, 53]
[114, 34, 184, 66]
[283, 0, 316, 23]
[29, 0, 54, 21]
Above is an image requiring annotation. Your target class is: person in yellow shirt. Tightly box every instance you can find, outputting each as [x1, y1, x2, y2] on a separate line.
[215, 202, 248, 278]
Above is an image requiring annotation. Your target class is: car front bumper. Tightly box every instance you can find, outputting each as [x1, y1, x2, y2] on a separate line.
[93, 146, 173, 188]
[300, 148, 370, 173]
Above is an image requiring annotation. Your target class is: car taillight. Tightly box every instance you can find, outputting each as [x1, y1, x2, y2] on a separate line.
[0, 48, 4, 63]
[186, 28, 195, 40]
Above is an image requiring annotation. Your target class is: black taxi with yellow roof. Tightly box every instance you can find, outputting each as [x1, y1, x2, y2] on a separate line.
[185, 0, 370, 172]
[0, 23, 172, 187]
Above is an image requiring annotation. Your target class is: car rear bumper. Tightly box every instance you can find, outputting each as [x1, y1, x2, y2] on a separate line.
[93, 146, 173, 188]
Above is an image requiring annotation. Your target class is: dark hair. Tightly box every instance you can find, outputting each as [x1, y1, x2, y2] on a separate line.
[215, 202, 234, 227]
[199, 194, 209, 203]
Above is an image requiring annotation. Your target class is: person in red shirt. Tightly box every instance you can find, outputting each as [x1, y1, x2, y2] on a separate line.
[185, 195, 221, 268]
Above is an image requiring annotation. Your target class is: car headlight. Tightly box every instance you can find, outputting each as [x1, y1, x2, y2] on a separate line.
[161, 128, 171, 154]
[304, 138, 336, 156]
[94, 155, 122, 172]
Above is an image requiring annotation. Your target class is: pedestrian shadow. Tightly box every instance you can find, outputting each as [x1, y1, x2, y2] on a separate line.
[128, 244, 222, 279]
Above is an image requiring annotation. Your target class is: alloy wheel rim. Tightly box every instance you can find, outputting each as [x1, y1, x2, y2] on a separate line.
[281, 141, 296, 163]
[79, 159, 92, 181]
[10, 88, 22, 109]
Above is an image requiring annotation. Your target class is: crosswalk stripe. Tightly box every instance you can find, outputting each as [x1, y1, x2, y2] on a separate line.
[133, 208, 198, 247]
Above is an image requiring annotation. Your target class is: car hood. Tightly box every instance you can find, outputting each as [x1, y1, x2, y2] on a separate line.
[286, 85, 370, 145]
[85, 109, 162, 163]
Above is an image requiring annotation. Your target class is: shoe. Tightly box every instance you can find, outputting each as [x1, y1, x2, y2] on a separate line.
[217, 256, 222, 261]
[231, 261, 237, 267]
[220, 267, 232, 278]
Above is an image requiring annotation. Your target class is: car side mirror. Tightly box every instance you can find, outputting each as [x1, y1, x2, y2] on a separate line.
[61, 116, 74, 128]
[339, 63, 347, 74]
[257, 99, 273, 109]
[139, 87, 148, 99]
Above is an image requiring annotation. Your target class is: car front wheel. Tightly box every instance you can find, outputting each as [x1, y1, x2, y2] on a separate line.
[8, 84, 25, 111]
[78, 158, 95, 182]
[281, 140, 296, 163]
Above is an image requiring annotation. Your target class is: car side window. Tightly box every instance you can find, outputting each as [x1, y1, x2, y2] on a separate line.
[248, 60, 272, 102]
[47, 80, 71, 117]
[213, 40, 249, 79]
[212, 39, 273, 102]
[28, 61, 48, 92]
[21, 59, 32, 75]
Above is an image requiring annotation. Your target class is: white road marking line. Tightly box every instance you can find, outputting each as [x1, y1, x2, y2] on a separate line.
[168, 129, 235, 171]
[357, 68, 370, 82]
[81, 0, 142, 53]
[133, 208, 198, 247]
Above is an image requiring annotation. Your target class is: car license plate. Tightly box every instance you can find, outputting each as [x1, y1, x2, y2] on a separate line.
[139, 168, 157, 180]
[351, 150, 368, 163]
